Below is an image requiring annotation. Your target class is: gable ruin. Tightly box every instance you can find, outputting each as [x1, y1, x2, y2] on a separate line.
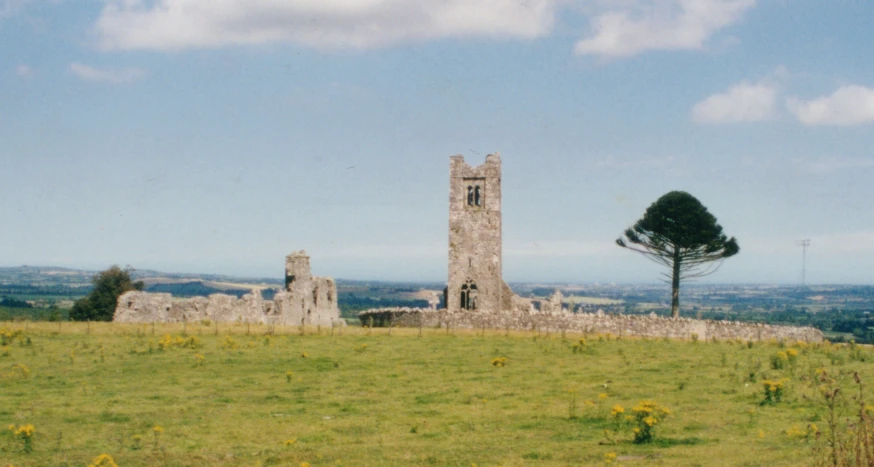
[113, 250, 342, 326]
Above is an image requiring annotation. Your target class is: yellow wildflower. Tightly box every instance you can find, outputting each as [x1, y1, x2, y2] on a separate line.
[88, 453, 119, 467]
[14, 424, 34, 438]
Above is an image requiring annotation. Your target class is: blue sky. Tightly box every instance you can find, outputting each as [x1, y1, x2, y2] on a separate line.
[2, 0, 873, 284]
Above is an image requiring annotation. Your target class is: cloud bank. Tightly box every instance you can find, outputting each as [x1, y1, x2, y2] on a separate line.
[95, 0, 556, 51]
[93, 0, 757, 56]
[574, 0, 756, 57]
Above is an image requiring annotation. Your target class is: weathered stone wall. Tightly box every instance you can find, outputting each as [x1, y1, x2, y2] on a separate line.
[357, 308, 823, 342]
[114, 250, 342, 326]
[114, 290, 271, 323]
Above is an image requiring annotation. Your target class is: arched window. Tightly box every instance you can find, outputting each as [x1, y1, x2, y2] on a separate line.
[461, 280, 477, 310]
[467, 186, 474, 206]
[474, 185, 482, 206]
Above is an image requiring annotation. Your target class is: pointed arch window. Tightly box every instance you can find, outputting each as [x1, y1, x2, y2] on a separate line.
[467, 186, 474, 206]
[460, 280, 478, 310]
[474, 185, 482, 206]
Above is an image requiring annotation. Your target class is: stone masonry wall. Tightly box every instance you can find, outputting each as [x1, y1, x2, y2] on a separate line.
[357, 308, 824, 342]
[113, 251, 343, 326]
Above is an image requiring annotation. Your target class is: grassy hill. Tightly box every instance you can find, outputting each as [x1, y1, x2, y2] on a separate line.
[0, 322, 869, 466]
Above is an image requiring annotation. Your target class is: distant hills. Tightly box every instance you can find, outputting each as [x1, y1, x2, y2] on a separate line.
[0, 265, 283, 288]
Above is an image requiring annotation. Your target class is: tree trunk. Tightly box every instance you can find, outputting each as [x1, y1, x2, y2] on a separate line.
[671, 249, 681, 319]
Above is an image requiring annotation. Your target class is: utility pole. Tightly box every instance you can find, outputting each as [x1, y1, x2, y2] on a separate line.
[797, 239, 810, 286]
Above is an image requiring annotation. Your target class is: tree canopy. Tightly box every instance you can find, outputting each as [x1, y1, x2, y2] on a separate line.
[70, 266, 144, 321]
[616, 191, 739, 318]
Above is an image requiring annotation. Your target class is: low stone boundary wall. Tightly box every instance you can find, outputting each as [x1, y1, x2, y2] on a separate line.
[357, 308, 823, 342]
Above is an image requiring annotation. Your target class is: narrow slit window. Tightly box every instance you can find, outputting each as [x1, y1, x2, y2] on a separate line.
[474, 185, 482, 206]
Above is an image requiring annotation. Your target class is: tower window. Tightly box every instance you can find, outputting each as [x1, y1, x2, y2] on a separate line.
[463, 178, 485, 208]
[460, 280, 478, 310]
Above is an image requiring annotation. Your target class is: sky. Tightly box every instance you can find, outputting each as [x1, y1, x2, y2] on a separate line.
[1, 0, 873, 285]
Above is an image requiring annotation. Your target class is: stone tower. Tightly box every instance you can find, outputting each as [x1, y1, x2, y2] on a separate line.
[448, 153, 509, 313]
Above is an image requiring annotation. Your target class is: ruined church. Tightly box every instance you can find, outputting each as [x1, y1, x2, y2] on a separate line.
[113, 250, 342, 326]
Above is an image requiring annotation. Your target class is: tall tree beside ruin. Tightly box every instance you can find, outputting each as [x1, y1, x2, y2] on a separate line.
[70, 266, 144, 321]
[616, 191, 739, 318]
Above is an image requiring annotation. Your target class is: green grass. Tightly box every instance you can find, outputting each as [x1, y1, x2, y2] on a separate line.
[0, 322, 870, 466]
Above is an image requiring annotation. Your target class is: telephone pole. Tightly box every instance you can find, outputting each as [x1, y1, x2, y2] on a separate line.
[797, 239, 810, 286]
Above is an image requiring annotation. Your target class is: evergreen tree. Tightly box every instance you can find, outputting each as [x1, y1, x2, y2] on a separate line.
[616, 191, 739, 318]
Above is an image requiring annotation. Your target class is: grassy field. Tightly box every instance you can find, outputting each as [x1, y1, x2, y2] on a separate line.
[0, 322, 871, 466]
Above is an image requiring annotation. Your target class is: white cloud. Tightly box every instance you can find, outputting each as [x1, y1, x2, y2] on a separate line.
[574, 0, 756, 57]
[69, 62, 145, 84]
[786, 85, 874, 126]
[692, 81, 777, 124]
[94, 0, 556, 51]
[15, 64, 34, 77]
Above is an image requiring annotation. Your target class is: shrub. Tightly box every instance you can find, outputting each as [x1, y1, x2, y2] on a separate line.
[762, 379, 786, 404]
[158, 334, 201, 351]
[630, 401, 670, 444]
[70, 266, 144, 321]
[12, 424, 35, 453]
[0, 326, 24, 346]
